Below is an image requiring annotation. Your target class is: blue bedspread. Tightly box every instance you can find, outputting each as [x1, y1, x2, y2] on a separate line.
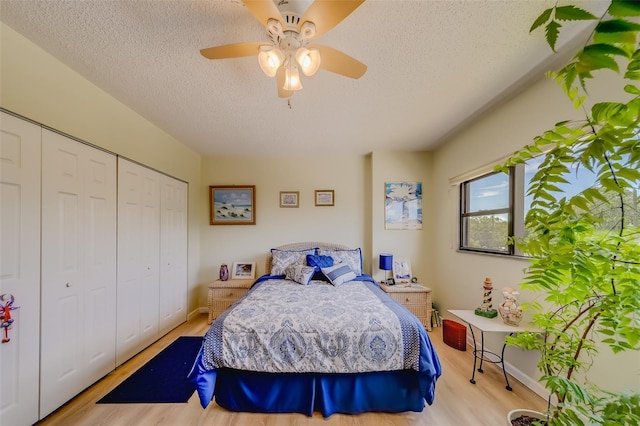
[189, 275, 441, 415]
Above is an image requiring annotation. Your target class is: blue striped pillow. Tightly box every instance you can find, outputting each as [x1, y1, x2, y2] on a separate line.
[321, 263, 357, 286]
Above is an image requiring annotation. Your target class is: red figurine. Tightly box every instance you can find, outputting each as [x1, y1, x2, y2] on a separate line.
[0, 294, 19, 343]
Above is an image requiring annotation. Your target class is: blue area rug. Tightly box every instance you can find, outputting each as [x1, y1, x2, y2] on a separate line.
[97, 336, 202, 404]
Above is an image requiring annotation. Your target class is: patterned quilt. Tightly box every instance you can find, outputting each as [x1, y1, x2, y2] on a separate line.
[200, 277, 425, 374]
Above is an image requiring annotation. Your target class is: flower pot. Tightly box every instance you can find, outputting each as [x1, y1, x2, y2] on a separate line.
[507, 409, 546, 426]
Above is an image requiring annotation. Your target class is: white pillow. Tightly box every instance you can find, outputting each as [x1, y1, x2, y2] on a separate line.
[321, 263, 357, 286]
[318, 248, 362, 275]
[285, 264, 315, 285]
[270, 248, 315, 276]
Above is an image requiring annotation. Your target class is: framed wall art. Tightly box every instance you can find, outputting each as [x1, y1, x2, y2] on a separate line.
[232, 261, 256, 279]
[279, 191, 299, 208]
[210, 185, 256, 225]
[385, 182, 422, 230]
[315, 190, 334, 206]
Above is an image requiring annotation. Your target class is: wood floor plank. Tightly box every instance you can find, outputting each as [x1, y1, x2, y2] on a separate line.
[36, 314, 547, 426]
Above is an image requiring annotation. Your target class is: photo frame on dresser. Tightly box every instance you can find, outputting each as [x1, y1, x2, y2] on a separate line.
[232, 262, 256, 279]
[392, 259, 412, 284]
[210, 185, 256, 225]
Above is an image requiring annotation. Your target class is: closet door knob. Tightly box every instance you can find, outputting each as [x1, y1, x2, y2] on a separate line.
[66, 282, 71, 288]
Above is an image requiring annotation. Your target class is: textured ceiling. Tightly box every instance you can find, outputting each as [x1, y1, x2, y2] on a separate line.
[0, 1, 605, 156]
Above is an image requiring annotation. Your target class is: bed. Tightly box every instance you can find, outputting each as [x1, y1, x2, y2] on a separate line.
[189, 242, 442, 417]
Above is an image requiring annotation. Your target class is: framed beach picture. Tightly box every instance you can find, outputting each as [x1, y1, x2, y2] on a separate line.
[279, 191, 299, 208]
[315, 190, 334, 206]
[385, 182, 422, 230]
[232, 261, 256, 279]
[210, 185, 256, 225]
[392, 259, 412, 284]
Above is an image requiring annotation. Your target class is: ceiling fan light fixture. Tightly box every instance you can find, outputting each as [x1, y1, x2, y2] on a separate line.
[295, 47, 320, 76]
[283, 64, 303, 91]
[258, 46, 284, 77]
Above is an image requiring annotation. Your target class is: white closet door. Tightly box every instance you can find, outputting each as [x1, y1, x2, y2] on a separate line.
[116, 159, 160, 365]
[40, 130, 116, 418]
[0, 112, 41, 426]
[159, 175, 188, 335]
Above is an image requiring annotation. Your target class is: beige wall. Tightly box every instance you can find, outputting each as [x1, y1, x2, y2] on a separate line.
[1, 23, 205, 313]
[431, 70, 639, 395]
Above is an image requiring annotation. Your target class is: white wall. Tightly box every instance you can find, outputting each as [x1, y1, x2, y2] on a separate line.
[0, 23, 205, 313]
[431, 71, 639, 394]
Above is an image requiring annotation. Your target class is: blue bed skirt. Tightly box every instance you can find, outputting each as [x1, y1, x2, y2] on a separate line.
[192, 365, 429, 417]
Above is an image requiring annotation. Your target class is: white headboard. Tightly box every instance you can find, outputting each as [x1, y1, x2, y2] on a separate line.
[265, 242, 350, 274]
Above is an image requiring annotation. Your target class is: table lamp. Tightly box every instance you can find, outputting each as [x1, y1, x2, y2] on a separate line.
[379, 253, 393, 284]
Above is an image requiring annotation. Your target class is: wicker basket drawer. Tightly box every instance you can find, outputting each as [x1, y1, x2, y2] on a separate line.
[209, 288, 248, 300]
[406, 303, 429, 319]
[388, 291, 427, 305]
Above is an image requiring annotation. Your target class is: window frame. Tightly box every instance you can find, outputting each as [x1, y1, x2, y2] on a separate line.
[459, 168, 516, 255]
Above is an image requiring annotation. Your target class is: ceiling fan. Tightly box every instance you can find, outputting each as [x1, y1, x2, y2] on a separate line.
[200, 0, 367, 98]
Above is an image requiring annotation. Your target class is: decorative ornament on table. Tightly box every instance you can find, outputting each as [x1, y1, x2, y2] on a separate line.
[474, 277, 498, 318]
[498, 287, 523, 326]
[0, 294, 19, 343]
[219, 264, 229, 281]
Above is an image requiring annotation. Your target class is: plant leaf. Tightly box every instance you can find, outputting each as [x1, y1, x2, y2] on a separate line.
[531, 7, 553, 32]
[596, 19, 640, 33]
[609, 0, 640, 17]
[554, 5, 598, 21]
[546, 20, 562, 52]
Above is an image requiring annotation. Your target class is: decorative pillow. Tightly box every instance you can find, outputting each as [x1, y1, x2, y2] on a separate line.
[285, 264, 315, 285]
[321, 263, 357, 286]
[318, 248, 362, 276]
[306, 254, 334, 271]
[270, 248, 316, 276]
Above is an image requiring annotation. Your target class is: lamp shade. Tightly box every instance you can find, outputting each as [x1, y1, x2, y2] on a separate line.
[379, 254, 393, 271]
[258, 46, 284, 77]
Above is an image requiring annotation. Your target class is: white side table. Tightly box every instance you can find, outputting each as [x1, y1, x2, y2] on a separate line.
[448, 309, 540, 391]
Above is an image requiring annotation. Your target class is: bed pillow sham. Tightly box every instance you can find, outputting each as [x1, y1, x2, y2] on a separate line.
[270, 248, 316, 276]
[321, 263, 357, 286]
[318, 248, 362, 276]
[285, 264, 315, 285]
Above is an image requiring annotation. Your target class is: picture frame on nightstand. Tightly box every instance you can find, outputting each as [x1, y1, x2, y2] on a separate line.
[393, 259, 412, 284]
[231, 261, 256, 279]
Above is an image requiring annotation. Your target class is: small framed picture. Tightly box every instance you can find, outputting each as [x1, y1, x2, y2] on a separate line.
[315, 190, 334, 206]
[232, 261, 256, 280]
[386, 278, 396, 286]
[280, 191, 299, 208]
[392, 259, 412, 284]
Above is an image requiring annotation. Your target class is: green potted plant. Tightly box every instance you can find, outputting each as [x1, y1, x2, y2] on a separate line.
[499, 1, 640, 425]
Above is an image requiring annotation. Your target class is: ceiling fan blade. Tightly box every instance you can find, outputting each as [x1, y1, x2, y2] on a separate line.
[299, 0, 365, 38]
[243, 0, 285, 27]
[314, 44, 367, 79]
[200, 42, 264, 59]
[276, 66, 294, 98]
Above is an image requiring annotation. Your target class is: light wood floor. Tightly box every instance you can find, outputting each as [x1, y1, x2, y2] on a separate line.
[37, 313, 547, 426]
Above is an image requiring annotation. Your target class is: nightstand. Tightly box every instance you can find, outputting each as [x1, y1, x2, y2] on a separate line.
[207, 278, 254, 324]
[380, 283, 432, 331]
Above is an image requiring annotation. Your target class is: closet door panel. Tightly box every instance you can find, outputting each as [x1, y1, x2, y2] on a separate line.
[0, 112, 41, 426]
[116, 159, 159, 365]
[83, 153, 116, 381]
[40, 130, 116, 418]
[159, 176, 187, 335]
[41, 134, 85, 416]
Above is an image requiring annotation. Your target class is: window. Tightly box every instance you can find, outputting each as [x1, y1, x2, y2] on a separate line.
[460, 154, 639, 256]
[459, 170, 514, 254]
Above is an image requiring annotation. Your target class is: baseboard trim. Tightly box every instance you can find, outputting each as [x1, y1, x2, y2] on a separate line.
[188, 307, 208, 321]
